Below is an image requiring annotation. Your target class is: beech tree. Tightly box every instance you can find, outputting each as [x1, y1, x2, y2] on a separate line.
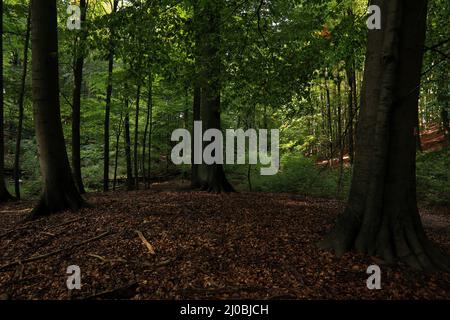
[320, 0, 449, 271]
[195, 0, 234, 192]
[30, 0, 84, 216]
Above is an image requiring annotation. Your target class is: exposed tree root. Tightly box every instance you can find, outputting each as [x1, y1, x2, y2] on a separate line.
[27, 191, 88, 220]
[318, 209, 450, 272]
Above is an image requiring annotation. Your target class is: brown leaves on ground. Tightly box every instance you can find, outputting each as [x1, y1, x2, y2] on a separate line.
[0, 186, 449, 300]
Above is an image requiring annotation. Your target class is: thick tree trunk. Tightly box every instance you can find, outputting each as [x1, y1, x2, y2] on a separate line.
[103, 0, 119, 192]
[13, 4, 31, 200]
[134, 85, 141, 189]
[197, 0, 234, 193]
[320, 0, 449, 271]
[31, 0, 84, 216]
[71, 0, 87, 194]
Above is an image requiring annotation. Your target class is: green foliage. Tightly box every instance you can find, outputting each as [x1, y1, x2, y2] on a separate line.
[416, 149, 450, 205]
[231, 153, 352, 199]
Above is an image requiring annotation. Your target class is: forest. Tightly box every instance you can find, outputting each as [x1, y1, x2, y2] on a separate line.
[0, 0, 449, 301]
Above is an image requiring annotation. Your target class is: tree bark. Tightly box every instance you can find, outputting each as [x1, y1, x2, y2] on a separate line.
[324, 73, 333, 163]
[134, 85, 141, 189]
[113, 106, 124, 191]
[124, 98, 133, 191]
[197, 0, 234, 192]
[345, 61, 355, 165]
[0, 0, 13, 202]
[142, 75, 152, 188]
[72, 0, 87, 194]
[103, 0, 119, 192]
[319, 0, 449, 271]
[191, 84, 202, 188]
[13, 3, 31, 200]
[30, 0, 84, 216]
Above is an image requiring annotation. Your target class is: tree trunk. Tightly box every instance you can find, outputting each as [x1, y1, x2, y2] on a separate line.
[113, 106, 124, 191]
[324, 73, 333, 163]
[320, 0, 449, 271]
[124, 98, 133, 191]
[134, 85, 141, 189]
[191, 84, 202, 188]
[30, 0, 84, 216]
[0, 0, 13, 202]
[437, 70, 450, 145]
[142, 75, 152, 188]
[197, 0, 234, 193]
[103, 0, 119, 192]
[336, 76, 344, 194]
[345, 61, 355, 165]
[13, 3, 31, 200]
[147, 96, 153, 188]
[72, 0, 87, 194]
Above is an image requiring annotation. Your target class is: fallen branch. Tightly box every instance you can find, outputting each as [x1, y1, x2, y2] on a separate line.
[87, 253, 127, 264]
[0, 217, 83, 240]
[135, 230, 155, 254]
[0, 230, 112, 272]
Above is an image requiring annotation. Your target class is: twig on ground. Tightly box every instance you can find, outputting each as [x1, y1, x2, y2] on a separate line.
[0, 230, 112, 272]
[136, 230, 155, 254]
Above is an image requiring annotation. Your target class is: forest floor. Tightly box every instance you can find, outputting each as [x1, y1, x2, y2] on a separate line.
[0, 181, 449, 300]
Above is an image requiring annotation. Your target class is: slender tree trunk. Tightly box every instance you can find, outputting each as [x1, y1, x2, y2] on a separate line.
[113, 107, 124, 191]
[134, 85, 141, 189]
[191, 85, 202, 188]
[437, 70, 450, 145]
[324, 74, 333, 163]
[30, 0, 84, 216]
[103, 0, 119, 192]
[336, 76, 344, 194]
[124, 98, 133, 191]
[0, 0, 13, 202]
[320, 0, 449, 271]
[142, 76, 152, 188]
[72, 0, 87, 194]
[147, 96, 153, 188]
[13, 4, 31, 200]
[345, 61, 355, 165]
